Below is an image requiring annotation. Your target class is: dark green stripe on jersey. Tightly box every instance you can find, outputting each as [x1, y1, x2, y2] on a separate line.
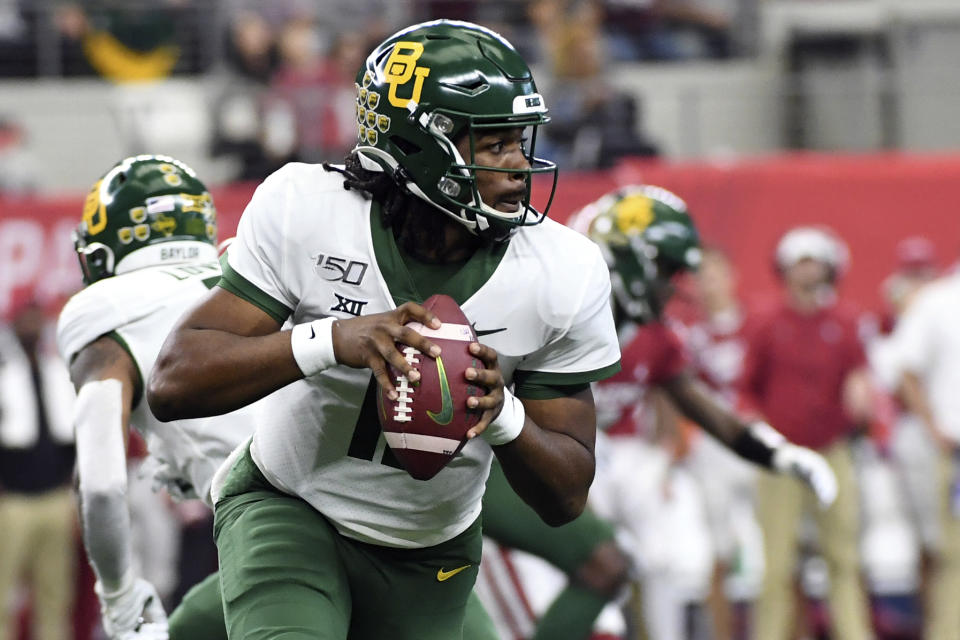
[513, 361, 621, 399]
[217, 254, 292, 324]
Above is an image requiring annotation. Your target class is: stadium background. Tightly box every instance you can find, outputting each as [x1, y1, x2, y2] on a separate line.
[0, 1, 958, 639]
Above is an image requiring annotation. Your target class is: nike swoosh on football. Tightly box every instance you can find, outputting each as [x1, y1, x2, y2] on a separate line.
[427, 356, 454, 425]
[474, 327, 507, 336]
[436, 565, 471, 581]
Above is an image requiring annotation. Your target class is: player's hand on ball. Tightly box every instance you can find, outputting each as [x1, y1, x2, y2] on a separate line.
[96, 576, 168, 640]
[465, 341, 505, 440]
[332, 301, 442, 399]
[773, 443, 838, 508]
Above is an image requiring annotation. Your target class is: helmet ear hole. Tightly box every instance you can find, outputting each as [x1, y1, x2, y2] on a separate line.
[77, 243, 115, 284]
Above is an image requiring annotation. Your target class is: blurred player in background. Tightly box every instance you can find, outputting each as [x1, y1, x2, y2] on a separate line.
[681, 246, 762, 639]
[742, 226, 875, 640]
[859, 236, 941, 639]
[57, 155, 252, 640]
[886, 239, 960, 640]
[563, 186, 839, 640]
[0, 297, 76, 640]
[148, 20, 621, 639]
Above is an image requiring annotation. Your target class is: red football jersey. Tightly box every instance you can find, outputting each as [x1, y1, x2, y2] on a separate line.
[594, 322, 688, 437]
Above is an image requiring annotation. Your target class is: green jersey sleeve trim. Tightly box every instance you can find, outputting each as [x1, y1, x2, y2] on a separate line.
[514, 381, 590, 400]
[104, 331, 144, 410]
[217, 255, 292, 324]
[512, 361, 621, 390]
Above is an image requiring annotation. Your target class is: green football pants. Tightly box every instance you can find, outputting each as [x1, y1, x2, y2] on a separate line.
[214, 446, 483, 639]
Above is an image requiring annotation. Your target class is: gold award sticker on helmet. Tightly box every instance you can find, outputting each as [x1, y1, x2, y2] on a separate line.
[366, 110, 377, 128]
[384, 41, 430, 109]
[613, 195, 655, 234]
[133, 224, 150, 241]
[117, 227, 133, 245]
[377, 114, 390, 133]
[129, 207, 146, 223]
[151, 213, 177, 237]
[180, 192, 212, 215]
[82, 179, 108, 236]
[366, 91, 379, 110]
[159, 163, 183, 187]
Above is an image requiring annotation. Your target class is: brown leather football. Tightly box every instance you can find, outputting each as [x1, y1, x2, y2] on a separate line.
[378, 294, 485, 480]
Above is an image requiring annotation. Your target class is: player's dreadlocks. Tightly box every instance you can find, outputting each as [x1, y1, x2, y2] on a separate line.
[325, 153, 479, 263]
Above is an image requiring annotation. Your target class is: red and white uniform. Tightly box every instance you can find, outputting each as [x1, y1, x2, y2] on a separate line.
[593, 322, 687, 437]
[590, 322, 715, 640]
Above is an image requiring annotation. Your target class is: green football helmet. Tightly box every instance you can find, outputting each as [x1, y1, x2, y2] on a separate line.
[580, 185, 702, 324]
[354, 19, 557, 240]
[74, 155, 218, 284]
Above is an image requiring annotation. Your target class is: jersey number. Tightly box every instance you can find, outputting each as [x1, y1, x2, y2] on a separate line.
[347, 376, 404, 469]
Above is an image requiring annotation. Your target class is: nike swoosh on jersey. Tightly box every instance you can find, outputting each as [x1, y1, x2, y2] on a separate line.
[427, 356, 454, 425]
[309, 325, 316, 339]
[474, 327, 507, 336]
[436, 565, 471, 581]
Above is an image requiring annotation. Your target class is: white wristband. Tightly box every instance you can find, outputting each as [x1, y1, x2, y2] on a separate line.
[290, 317, 338, 377]
[483, 388, 526, 446]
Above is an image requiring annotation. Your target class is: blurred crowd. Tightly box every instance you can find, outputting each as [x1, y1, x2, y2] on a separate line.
[0, 0, 763, 178]
[2, 224, 957, 640]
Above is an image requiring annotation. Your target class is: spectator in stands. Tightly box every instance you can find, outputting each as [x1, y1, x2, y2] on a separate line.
[51, 0, 212, 81]
[0, 0, 32, 76]
[536, 0, 658, 168]
[601, 0, 737, 61]
[888, 241, 960, 640]
[210, 7, 283, 180]
[0, 296, 77, 640]
[741, 226, 874, 640]
[268, 23, 368, 164]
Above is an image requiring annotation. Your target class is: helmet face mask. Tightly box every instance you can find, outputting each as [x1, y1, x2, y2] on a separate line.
[74, 155, 218, 285]
[354, 20, 558, 241]
[582, 185, 702, 324]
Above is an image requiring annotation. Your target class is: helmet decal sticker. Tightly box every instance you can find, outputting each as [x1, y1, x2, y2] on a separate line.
[384, 41, 431, 109]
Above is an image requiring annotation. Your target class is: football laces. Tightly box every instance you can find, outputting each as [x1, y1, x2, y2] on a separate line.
[392, 346, 421, 423]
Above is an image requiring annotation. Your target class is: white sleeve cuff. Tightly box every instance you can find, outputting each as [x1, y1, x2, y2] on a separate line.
[482, 388, 526, 446]
[290, 317, 338, 377]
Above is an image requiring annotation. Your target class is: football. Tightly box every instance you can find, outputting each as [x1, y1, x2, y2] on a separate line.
[378, 294, 485, 481]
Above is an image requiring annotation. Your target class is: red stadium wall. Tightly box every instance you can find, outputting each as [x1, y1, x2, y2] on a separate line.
[2, 152, 957, 318]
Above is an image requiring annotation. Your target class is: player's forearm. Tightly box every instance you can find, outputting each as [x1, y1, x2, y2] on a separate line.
[494, 427, 595, 526]
[664, 374, 745, 446]
[148, 327, 303, 420]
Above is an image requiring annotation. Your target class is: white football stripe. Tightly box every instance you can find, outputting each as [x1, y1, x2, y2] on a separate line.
[383, 432, 462, 455]
[406, 322, 474, 342]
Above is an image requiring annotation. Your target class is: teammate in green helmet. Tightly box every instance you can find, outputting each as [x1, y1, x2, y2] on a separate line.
[73, 154, 217, 284]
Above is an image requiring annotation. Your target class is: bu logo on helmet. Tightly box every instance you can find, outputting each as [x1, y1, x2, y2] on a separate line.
[384, 41, 431, 108]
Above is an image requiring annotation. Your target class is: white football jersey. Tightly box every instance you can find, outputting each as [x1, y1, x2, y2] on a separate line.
[57, 260, 254, 505]
[225, 162, 621, 549]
